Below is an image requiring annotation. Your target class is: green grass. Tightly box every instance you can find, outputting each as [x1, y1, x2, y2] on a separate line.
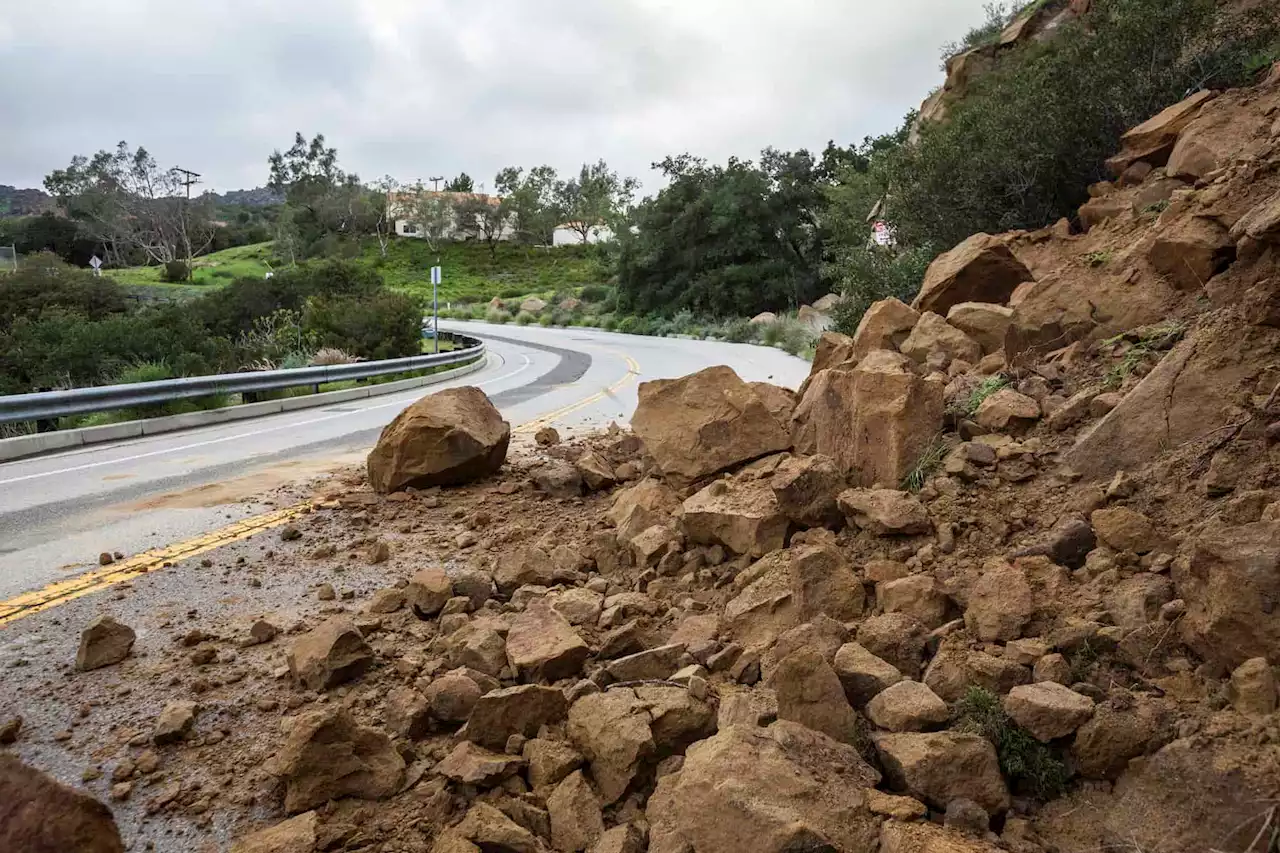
[949, 375, 1010, 417]
[952, 687, 1071, 802]
[105, 242, 276, 288]
[901, 436, 949, 492]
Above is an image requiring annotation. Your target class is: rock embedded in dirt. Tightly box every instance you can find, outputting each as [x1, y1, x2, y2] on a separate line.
[900, 311, 984, 366]
[466, 684, 568, 750]
[833, 642, 905, 706]
[1012, 515, 1095, 569]
[866, 680, 949, 732]
[770, 453, 845, 530]
[270, 707, 404, 814]
[567, 690, 656, 804]
[880, 820, 1002, 852]
[1090, 507, 1158, 554]
[435, 741, 525, 787]
[879, 575, 951, 630]
[646, 721, 882, 853]
[912, 232, 1034, 316]
[924, 642, 1029, 703]
[229, 811, 318, 853]
[857, 613, 929, 679]
[850, 297, 921, 362]
[964, 560, 1032, 642]
[505, 599, 590, 682]
[574, 451, 616, 492]
[287, 616, 373, 691]
[423, 671, 483, 723]
[534, 426, 561, 446]
[606, 643, 685, 682]
[946, 302, 1013, 355]
[838, 488, 931, 536]
[0, 754, 126, 853]
[384, 686, 431, 738]
[1069, 694, 1176, 779]
[0, 716, 21, 745]
[592, 824, 647, 853]
[631, 365, 791, 487]
[1003, 683, 1095, 742]
[523, 737, 584, 792]
[547, 770, 604, 852]
[447, 621, 509, 678]
[75, 615, 136, 671]
[768, 647, 863, 746]
[973, 388, 1041, 433]
[1107, 89, 1214, 173]
[406, 566, 453, 619]
[494, 546, 558, 595]
[533, 459, 584, 498]
[1106, 574, 1173, 630]
[681, 477, 788, 558]
[365, 587, 405, 614]
[789, 537, 866, 622]
[1228, 657, 1278, 716]
[366, 386, 510, 493]
[874, 731, 1010, 815]
[152, 700, 198, 745]
[436, 802, 541, 851]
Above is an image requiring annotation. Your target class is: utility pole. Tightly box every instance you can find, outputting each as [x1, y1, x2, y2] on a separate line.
[429, 176, 444, 192]
[174, 167, 201, 200]
[173, 167, 202, 278]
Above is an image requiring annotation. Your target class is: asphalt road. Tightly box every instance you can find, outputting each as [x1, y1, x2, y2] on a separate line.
[0, 323, 810, 600]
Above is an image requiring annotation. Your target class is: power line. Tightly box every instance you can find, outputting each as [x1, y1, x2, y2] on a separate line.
[174, 167, 201, 200]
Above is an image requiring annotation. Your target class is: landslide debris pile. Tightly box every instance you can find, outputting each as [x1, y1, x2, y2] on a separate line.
[8, 74, 1280, 853]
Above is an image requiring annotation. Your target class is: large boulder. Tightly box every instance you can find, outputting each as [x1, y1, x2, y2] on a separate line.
[1106, 89, 1215, 174]
[0, 753, 125, 853]
[465, 685, 568, 750]
[646, 722, 881, 853]
[790, 536, 866, 622]
[851, 298, 921, 362]
[874, 731, 1010, 814]
[631, 366, 791, 486]
[367, 387, 509, 493]
[287, 617, 373, 691]
[506, 600, 590, 682]
[900, 312, 984, 366]
[946, 303, 1013, 355]
[681, 478, 788, 557]
[912, 233, 1034, 316]
[770, 453, 844, 529]
[723, 552, 802, 651]
[964, 561, 1032, 642]
[1174, 520, 1280, 670]
[547, 770, 604, 852]
[793, 350, 944, 487]
[269, 708, 404, 814]
[1146, 215, 1234, 291]
[768, 648, 863, 745]
[749, 382, 798, 431]
[609, 479, 680, 545]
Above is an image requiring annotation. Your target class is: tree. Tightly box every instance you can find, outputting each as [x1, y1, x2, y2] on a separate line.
[368, 176, 398, 258]
[553, 160, 638, 244]
[44, 142, 216, 271]
[444, 173, 475, 193]
[496, 165, 562, 245]
[267, 132, 367, 256]
[453, 192, 510, 259]
[399, 183, 457, 250]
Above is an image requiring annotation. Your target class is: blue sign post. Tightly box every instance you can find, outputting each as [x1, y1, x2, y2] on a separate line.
[430, 264, 442, 354]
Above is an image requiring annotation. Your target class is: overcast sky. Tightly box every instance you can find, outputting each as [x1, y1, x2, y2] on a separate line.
[0, 0, 991, 195]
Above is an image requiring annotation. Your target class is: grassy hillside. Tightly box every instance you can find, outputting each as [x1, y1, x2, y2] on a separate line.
[106, 239, 610, 305]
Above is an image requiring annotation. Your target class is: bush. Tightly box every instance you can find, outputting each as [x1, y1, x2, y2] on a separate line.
[601, 315, 618, 331]
[515, 310, 536, 326]
[720, 317, 761, 344]
[309, 347, 361, 366]
[830, 245, 937, 336]
[760, 318, 815, 356]
[952, 687, 1071, 801]
[486, 308, 511, 324]
[538, 313, 554, 326]
[161, 260, 190, 282]
[0, 253, 129, 333]
[303, 290, 422, 361]
[578, 284, 611, 303]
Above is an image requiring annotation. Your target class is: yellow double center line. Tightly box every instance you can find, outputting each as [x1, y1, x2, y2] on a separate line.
[0, 349, 641, 628]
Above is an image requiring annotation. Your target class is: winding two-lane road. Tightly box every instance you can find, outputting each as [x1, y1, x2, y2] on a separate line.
[0, 323, 810, 600]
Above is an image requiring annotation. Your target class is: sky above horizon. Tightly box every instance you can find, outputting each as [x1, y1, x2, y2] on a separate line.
[0, 0, 992, 195]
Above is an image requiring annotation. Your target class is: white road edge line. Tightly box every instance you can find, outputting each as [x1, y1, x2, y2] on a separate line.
[0, 353, 534, 486]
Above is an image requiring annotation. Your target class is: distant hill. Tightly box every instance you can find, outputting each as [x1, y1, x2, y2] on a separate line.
[0, 185, 54, 217]
[202, 187, 284, 207]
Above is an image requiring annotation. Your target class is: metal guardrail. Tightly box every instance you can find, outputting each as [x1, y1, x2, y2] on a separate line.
[0, 332, 485, 424]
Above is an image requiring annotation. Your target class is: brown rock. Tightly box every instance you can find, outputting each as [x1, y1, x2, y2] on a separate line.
[865, 788, 929, 821]
[75, 615, 136, 671]
[646, 722, 881, 853]
[0, 754, 125, 853]
[1146, 215, 1234, 291]
[574, 451, 616, 492]
[858, 613, 928, 678]
[880, 575, 951, 630]
[866, 680, 949, 732]
[1109, 90, 1215, 173]
[1091, 507, 1158, 554]
[792, 349, 945, 487]
[1003, 683, 1094, 742]
[366, 587, 405, 614]
[833, 642, 905, 706]
[924, 644, 1029, 703]
[681, 478, 788, 557]
[271, 708, 404, 814]
[965, 561, 1032, 642]
[874, 731, 1010, 814]
[438, 802, 540, 852]
[946, 302, 1013, 355]
[535, 426, 561, 446]
[0, 716, 21, 745]
[523, 737, 584, 791]
[1033, 653, 1071, 685]
[424, 672, 483, 723]
[912, 233, 1034, 316]
[506, 600, 590, 681]
[567, 691, 656, 804]
[768, 647, 863, 745]
[838, 488, 931, 536]
[435, 741, 525, 787]
[534, 460, 584, 498]
[1228, 657, 1278, 716]
[973, 389, 1040, 433]
[631, 366, 791, 486]
[880, 821, 1003, 852]
[790, 537, 866, 622]
[760, 617, 847, 681]
[385, 686, 431, 738]
[901, 312, 984, 366]
[608, 479, 680, 545]
[1107, 574, 1173, 629]
[748, 382, 798, 430]
[851, 297, 921, 361]
[606, 643, 685, 682]
[447, 622, 508, 678]
[404, 566, 453, 619]
[466, 685, 568, 750]
[152, 700, 198, 745]
[230, 811, 318, 853]
[367, 386, 510, 493]
[770, 453, 844, 529]
[723, 551, 801, 651]
[494, 546, 557, 595]
[287, 617, 373, 691]
[1012, 515, 1096, 569]
[591, 824, 646, 853]
[547, 770, 604, 852]
[800, 332, 856, 399]
[1070, 694, 1176, 779]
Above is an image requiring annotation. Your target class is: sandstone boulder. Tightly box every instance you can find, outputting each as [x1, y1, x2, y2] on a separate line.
[548, 770, 603, 852]
[533, 460, 584, 498]
[973, 389, 1040, 433]
[802, 332, 856, 396]
[900, 312, 983, 366]
[768, 647, 862, 745]
[1107, 574, 1173, 629]
[606, 644, 685, 682]
[723, 552, 801, 651]
[1107, 89, 1215, 174]
[435, 741, 525, 787]
[466, 685, 568, 750]
[790, 537, 866, 622]
[833, 642, 904, 706]
[1091, 507, 1158, 554]
[75, 615, 135, 671]
[851, 297, 921, 361]
[964, 561, 1032, 642]
[271, 708, 404, 814]
[838, 488, 931, 536]
[880, 575, 951, 630]
[770, 453, 844, 529]
[436, 802, 540, 852]
[407, 566, 453, 619]
[646, 722, 881, 853]
[912, 233, 1033, 316]
[874, 731, 1010, 814]
[506, 600, 590, 681]
[446, 622, 509, 678]
[631, 366, 791, 486]
[792, 349, 944, 488]
[748, 382, 798, 430]
[523, 738, 584, 792]
[1146, 215, 1234, 291]
[0, 753, 126, 853]
[609, 479, 680, 545]
[287, 617, 373, 691]
[946, 302, 1013, 355]
[879, 821, 1003, 853]
[1228, 658, 1277, 716]
[574, 451, 616, 492]
[367, 387, 510, 493]
[1003, 683, 1094, 742]
[424, 672, 484, 722]
[567, 691, 655, 804]
[681, 478, 788, 557]
[857, 613, 929, 679]
[152, 700, 198, 745]
[924, 645, 1029, 703]
[866, 681, 949, 732]
[230, 812, 318, 853]
[1070, 693, 1176, 779]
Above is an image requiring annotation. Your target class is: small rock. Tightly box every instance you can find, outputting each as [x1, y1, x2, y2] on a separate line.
[0, 716, 22, 744]
[1229, 658, 1278, 716]
[365, 588, 405, 615]
[229, 811, 318, 853]
[152, 701, 198, 745]
[287, 617, 373, 691]
[944, 798, 991, 836]
[535, 426, 561, 446]
[866, 681, 949, 732]
[366, 539, 391, 564]
[98, 552, 114, 566]
[547, 770, 604, 852]
[247, 619, 279, 646]
[1003, 683, 1095, 741]
[75, 615, 136, 671]
[435, 741, 525, 787]
[406, 566, 453, 619]
[316, 583, 336, 601]
[423, 671, 483, 723]
[837, 489, 932, 536]
[1091, 506, 1158, 553]
[280, 526, 302, 542]
[833, 642, 904, 706]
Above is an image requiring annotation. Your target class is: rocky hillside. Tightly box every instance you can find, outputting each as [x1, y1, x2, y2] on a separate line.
[6, 68, 1280, 853]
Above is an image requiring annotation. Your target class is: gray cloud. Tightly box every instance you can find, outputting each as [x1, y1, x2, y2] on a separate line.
[0, 0, 991, 194]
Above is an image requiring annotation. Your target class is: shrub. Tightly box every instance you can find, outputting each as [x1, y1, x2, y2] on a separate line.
[616, 315, 641, 334]
[161, 260, 190, 282]
[720, 317, 760, 344]
[952, 687, 1071, 801]
[303, 290, 422, 361]
[0, 253, 129, 333]
[515, 310, 536, 326]
[830, 245, 936, 336]
[761, 318, 814, 356]
[601, 315, 618, 331]
[538, 313, 554, 326]
[579, 284, 611, 303]
[309, 347, 361, 366]
[486, 308, 511, 324]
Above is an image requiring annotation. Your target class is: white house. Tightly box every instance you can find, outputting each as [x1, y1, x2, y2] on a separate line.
[387, 190, 516, 242]
[552, 221, 615, 246]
